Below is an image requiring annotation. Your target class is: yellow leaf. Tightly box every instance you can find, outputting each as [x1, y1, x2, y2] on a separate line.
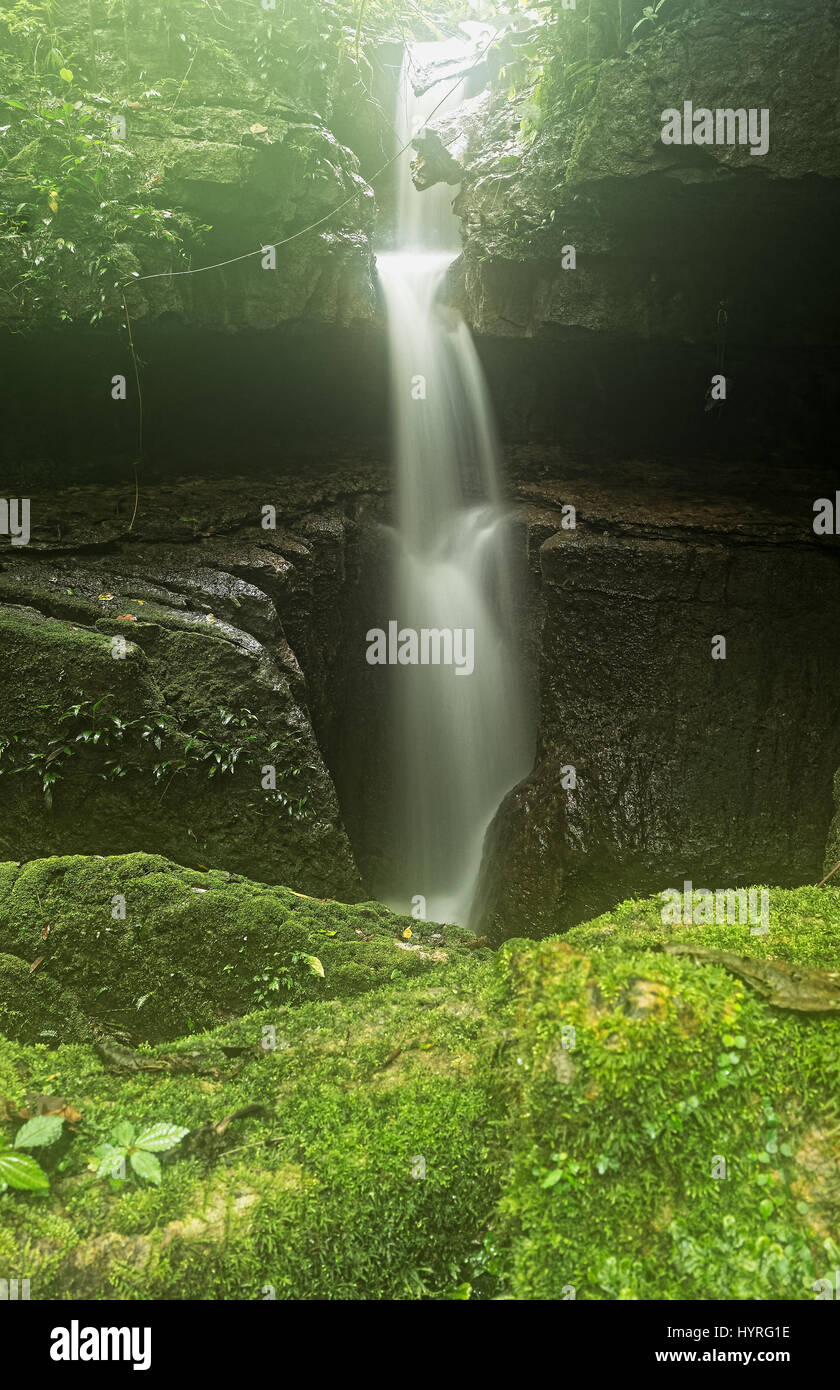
[402, 927, 412, 940]
[98, 592, 114, 601]
[249, 123, 267, 135]
[304, 955, 325, 978]
[48, 189, 59, 213]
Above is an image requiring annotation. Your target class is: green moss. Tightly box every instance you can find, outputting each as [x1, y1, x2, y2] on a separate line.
[0, 853, 489, 1043]
[566, 885, 840, 967]
[0, 877, 837, 1300]
[0, 952, 88, 1046]
[489, 888, 840, 1300]
[0, 961, 499, 1299]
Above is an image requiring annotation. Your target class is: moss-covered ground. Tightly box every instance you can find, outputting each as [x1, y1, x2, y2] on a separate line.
[0, 860, 837, 1300]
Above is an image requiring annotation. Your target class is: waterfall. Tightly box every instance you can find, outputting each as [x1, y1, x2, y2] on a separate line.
[375, 39, 533, 927]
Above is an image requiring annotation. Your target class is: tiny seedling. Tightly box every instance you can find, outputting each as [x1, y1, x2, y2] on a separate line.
[93, 1121, 189, 1186]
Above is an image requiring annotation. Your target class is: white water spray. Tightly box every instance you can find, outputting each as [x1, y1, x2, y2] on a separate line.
[376, 39, 532, 926]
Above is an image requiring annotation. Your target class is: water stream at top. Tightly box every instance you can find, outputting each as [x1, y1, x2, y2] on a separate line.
[375, 38, 533, 927]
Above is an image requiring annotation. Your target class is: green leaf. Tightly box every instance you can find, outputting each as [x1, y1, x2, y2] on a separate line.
[112, 1121, 135, 1147]
[0, 1148, 49, 1190]
[130, 1149, 162, 1184]
[134, 1123, 189, 1153]
[95, 1145, 126, 1179]
[14, 1114, 64, 1148]
[303, 954, 324, 978]
[541, 1169, 563, 1188]
[59, 68, 73, 83]
[759, 1198, 774, 1220]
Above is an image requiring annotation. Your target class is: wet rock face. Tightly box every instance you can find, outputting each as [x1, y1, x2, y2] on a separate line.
[474, 469, 840, 943]
[121, 109, 377, 332]
[825, 773, 840, 884]
[0, 475, 389, 900]
[445, 1, 840, 346]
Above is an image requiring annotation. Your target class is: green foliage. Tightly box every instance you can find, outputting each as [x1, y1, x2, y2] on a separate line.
[0, 0, 408, 324]
[14, 1113, 64, 1148]
[491, 0, 687, 146]
[250, 949, 325, 1007]
[0, 698, 311, 819]
[0, 0, 209, 324]
[0, 1112, 61, 1191]
[93, 1119, 189, 1186]
[632, 0, 669, 37]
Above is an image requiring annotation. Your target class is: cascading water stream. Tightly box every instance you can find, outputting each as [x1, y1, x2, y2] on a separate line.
[375, 38, 533, 927]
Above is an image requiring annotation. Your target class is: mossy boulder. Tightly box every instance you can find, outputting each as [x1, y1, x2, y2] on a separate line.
[492, 886, 840, 1299]
[0, 853, 486, 1044]
[0, 871, 837, 1299]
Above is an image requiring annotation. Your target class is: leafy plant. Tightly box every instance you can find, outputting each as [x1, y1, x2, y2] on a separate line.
[632, 0, 669, 37]
[0, 1113, 65, 1192]
[93, 1120, 189, 1186]
[251, 949, 324, 1006]
[0, 698, 312, 818]
[539, 1150, 584, 1191]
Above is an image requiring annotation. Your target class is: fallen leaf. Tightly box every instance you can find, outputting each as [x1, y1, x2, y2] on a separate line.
[402, 927, 412, 940]
[29, 956, 45, 974]
[0, 1096, 28, 1123]
[249, 123, 267, 134]
[98, 592, 114, 602]
[116, 613, 136, 621]
[40, 925, 50, 940]
[25, 1094, 83, 1126]
[303, 955, 325, 978]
